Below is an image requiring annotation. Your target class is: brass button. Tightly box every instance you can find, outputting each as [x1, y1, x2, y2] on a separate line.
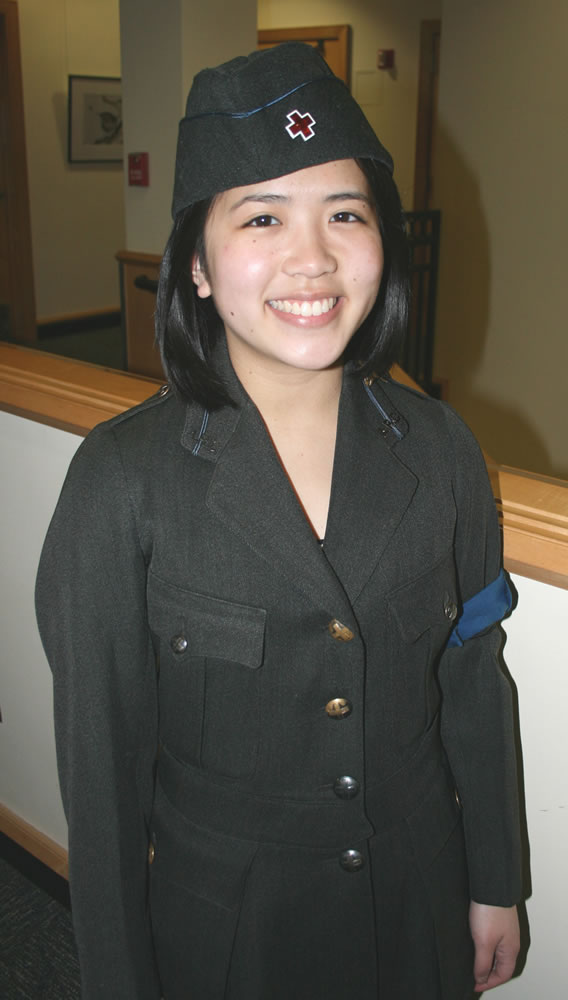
[443, 596, 458, 621]
[339, 849, 365, 872]
[148, 842, 155, 864]
[333, 776, 360, 799]
[170, 633, 188, 654]
[328, 619, 354, 642]
[325, 697, 353, 719]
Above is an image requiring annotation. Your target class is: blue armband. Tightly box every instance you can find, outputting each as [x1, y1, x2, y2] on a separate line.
[447, 568, 512, 648]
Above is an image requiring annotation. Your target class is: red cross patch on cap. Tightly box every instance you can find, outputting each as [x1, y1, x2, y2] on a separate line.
[285, 109, 316, 141]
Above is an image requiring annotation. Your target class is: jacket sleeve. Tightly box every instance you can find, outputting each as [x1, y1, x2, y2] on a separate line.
[35, 424, 161, 998]
[437, 405, 522, 907]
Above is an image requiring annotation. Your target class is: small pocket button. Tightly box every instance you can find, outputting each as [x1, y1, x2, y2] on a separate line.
[333, 776, 360, 799]
[443, 596, 458, 621]
[170, 633, 188, 654]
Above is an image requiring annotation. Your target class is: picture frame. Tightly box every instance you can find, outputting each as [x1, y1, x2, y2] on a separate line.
[67, 75, 123, 164]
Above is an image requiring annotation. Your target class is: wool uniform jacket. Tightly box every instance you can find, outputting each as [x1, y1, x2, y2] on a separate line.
[35, 354, 522, 1000]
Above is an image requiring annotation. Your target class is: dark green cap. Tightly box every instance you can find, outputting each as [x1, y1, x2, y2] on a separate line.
[172, 42, 393, 217]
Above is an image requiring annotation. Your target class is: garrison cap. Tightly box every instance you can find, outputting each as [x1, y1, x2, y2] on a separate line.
[172, 42, 393, 217]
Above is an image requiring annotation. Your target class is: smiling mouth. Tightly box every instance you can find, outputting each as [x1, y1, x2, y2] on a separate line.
[268, 297, 338, 317]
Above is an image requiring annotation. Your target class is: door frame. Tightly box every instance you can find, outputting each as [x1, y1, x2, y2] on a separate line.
[413, 19, 441, 211]
[0, 0, 36, 341]
[257, 25, 351, 87]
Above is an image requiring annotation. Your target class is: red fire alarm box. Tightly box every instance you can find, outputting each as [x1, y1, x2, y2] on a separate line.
[128, 152, 149, 186]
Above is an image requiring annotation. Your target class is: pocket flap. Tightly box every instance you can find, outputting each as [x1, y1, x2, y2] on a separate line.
[148, 571, 266, 669]
[388, 549, 459, 645]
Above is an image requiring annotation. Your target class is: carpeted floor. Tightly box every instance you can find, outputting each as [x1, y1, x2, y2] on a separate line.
[0, 855, 80, 999]
[35, 324, 125, 371]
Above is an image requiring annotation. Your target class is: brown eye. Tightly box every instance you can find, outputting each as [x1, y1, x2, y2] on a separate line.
[246, 215, 279, 227]
[330, 211, 361, 223]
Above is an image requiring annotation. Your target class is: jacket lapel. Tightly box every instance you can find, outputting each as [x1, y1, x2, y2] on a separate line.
[180, 345, 418, 614]
[323, 372, 418, 605]
[204, 397, 354, 616]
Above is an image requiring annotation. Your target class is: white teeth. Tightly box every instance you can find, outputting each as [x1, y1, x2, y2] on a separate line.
[269, 297, 337, 317]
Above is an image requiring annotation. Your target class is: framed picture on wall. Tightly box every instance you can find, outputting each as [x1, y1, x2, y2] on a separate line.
[67, 75, 123, 164]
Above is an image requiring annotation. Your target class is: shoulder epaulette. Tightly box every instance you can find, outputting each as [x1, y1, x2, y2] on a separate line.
[362, 375, 408, 445]
[99, 383, 174, 430]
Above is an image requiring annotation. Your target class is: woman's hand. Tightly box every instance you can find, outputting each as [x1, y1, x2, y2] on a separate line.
[469, 901, 520, 992]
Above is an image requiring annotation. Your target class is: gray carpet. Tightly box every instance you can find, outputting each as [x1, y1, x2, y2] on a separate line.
[0, 857, 80, 999]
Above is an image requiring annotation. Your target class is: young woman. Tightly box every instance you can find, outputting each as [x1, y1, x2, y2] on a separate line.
[36, 43, 522, 999]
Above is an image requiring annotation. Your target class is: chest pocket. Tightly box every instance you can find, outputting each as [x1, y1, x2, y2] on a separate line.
[387, 548, 460, 648]
[147, 571, 266, 780]
[384, 549, 460, 743]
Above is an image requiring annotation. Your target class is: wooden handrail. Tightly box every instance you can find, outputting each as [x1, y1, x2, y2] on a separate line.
[1, 343, 567, 589]
[0, 342, 161, 434]
[489, 464, 568, 590]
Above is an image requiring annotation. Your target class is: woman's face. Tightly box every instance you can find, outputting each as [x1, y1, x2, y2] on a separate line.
[193, 159, 384, 378]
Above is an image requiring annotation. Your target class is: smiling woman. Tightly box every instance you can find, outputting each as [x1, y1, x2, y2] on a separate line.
[193, 161, 384, 381]
[33, 42, 524, 1000]
[157, 157, 408, 412]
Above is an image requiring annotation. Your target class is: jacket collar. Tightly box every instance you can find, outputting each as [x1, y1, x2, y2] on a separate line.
[180, 340, 248, 459]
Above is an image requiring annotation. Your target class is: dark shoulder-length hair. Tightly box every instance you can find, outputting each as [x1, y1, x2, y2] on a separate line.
[155, 158, 409, 408]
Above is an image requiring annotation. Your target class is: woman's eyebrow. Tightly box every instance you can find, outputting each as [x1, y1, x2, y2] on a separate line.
[229, 190, 371, 211]
[230, 193, 288, 211]
[324, 191, 371, 205]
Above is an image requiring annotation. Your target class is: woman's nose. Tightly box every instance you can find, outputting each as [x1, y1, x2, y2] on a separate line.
[282, 226, 337, 278]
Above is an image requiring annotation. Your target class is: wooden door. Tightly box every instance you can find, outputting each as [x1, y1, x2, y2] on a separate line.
[0, 1, 36, 342]
[257, 25, 351, 88]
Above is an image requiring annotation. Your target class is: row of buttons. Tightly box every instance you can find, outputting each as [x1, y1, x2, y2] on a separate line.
[326, 618, 363, 871]
[162, 615, 364, 874]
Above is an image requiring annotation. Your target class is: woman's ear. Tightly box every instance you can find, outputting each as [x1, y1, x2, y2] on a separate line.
[191, 254, 212, 299]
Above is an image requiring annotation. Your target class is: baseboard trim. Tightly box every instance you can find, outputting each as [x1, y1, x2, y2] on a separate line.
[0, 802, 68, 878]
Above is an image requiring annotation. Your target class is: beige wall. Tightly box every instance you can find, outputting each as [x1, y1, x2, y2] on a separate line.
[118, 0, 182, 255]
[0, 409, 77, 847]
[258, 0, 442, 207]
[18, 0, 123, 320]
[434, 0, 568, 477]
[120, 0, 257, 254]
